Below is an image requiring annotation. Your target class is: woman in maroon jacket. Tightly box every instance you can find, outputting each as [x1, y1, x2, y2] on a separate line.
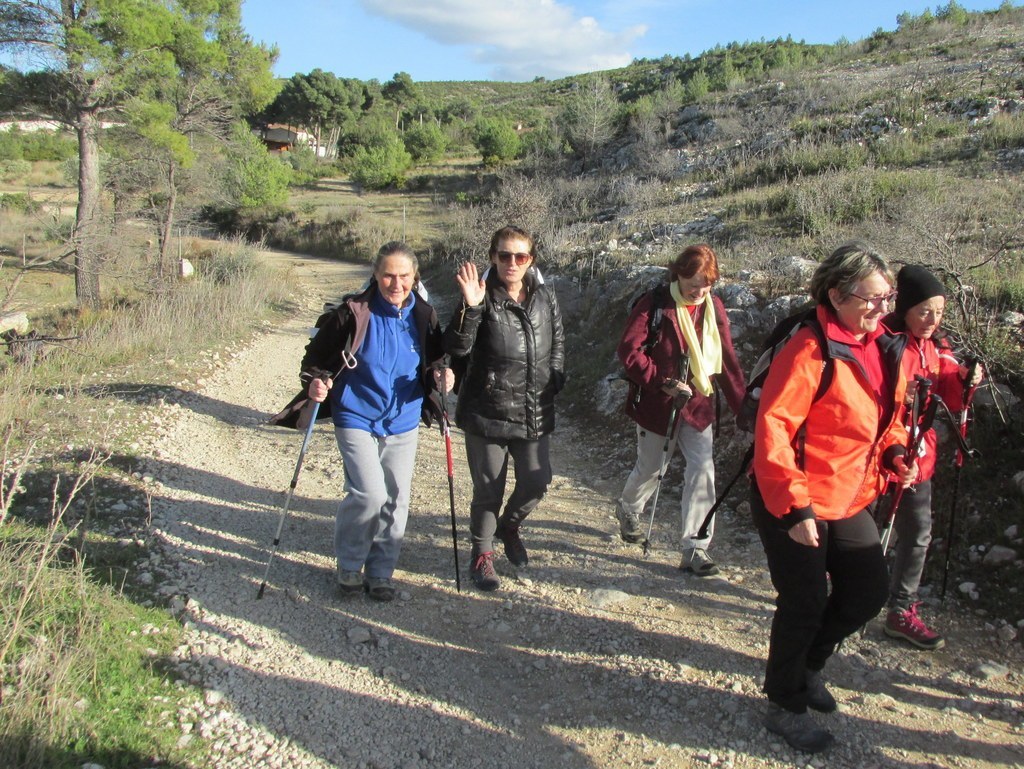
[616, 244, 745, 575]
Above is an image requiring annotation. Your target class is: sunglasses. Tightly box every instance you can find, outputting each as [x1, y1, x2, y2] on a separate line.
[495, 250, 531, 265]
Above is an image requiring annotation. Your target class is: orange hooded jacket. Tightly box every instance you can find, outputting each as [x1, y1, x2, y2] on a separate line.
[753, 306, 909, 525]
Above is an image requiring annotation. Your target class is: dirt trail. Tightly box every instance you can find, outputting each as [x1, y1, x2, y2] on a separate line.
[149, 249, 1023, 769]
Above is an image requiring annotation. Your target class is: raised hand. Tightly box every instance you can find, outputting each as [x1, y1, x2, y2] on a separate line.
[456, 261, 486, 307]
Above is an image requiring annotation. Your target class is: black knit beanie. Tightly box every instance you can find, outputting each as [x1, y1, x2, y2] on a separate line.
[895, 265, 945, 316]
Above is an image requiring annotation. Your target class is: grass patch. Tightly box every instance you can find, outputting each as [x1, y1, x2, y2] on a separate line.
[978, 111, 1024, 151]
[0, 520, 200, 769]
[0, 234, 296, 768]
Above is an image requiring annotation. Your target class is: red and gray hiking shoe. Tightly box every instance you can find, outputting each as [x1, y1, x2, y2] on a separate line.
[884, 602, 945, 650]
[470, 551, 500, 592]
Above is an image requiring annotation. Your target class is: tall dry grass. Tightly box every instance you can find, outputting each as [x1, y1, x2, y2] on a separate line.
[0, 442, 107, 768]
[0, 236, 288, 768]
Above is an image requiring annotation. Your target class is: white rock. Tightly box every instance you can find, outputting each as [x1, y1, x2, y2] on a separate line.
[589, 588, 631, 609]
[982, 545, 1018, 566]
[996, 624, 1017, 642]
[347, 626, 372, 644]
[205, 689, 224, 706]
[973, 661, 1010, 680]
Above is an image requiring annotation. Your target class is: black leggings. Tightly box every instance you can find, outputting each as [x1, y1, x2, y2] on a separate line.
[751, 481, 888, 713]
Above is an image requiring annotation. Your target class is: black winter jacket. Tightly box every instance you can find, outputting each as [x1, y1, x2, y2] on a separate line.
[270, 283, 445, 429]
[443, 269, 565, 440]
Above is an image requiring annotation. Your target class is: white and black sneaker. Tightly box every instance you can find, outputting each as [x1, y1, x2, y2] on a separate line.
[616, 504, 644, 544]
[679, 547, 720, 577]
[337, 568, 363, 596]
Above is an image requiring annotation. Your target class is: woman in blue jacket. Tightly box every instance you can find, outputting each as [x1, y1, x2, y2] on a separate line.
[307, 241, 451, 601]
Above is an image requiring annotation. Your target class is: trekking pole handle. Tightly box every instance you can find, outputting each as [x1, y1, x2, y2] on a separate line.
[905, 376, 932, 456]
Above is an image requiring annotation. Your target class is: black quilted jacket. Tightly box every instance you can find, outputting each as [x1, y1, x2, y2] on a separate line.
[443, 269, 565, 440]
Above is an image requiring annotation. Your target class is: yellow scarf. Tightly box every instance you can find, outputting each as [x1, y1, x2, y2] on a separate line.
[670, 281, 722, 396]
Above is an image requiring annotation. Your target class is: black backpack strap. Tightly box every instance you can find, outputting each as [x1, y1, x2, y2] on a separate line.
[794, 315, 833, 468]
[642, 284, 668, 352]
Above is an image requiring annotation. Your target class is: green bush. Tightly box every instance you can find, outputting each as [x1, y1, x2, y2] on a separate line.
[404, 123, 447, 164]
[684, 70, 710, 102]
[0, 191, 40, 212]
[224, 123, 292, 209]
[0, 127, 77, 162]
[348, 132, 413, 189]
[0, 158, 31, 181]
[472, 118, 521, 167]
[280, 144, 321, 184]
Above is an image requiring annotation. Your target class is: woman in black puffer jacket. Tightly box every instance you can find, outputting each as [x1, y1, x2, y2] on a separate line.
[444, 225, 565, 592]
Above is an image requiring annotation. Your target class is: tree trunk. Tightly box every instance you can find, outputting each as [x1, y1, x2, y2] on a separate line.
[326, 125, 341, 159]
[157, 159, 177, 287]
[74, 110, 102, 308]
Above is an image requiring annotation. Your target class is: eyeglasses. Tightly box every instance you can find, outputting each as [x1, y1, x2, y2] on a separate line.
[496, 250, 531, 265]
[849, 291, 897, 309]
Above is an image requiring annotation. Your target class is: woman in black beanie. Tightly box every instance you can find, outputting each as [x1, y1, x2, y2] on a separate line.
[882, 264, 983, 650]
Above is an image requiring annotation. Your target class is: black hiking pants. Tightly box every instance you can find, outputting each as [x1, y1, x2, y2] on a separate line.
[751, 481, 888, 713]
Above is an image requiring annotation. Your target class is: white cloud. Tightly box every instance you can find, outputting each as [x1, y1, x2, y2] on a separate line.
[358, 0, 646, 80]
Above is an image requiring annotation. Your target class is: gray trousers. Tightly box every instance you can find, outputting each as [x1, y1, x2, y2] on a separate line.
[334, 426, 419, 580]
[619, 422, 716, 551]
[464, 431, 551, 555]
[888, 478, 934, 610]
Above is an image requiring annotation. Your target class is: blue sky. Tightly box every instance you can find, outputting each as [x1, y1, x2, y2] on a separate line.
[240, 0, 1009, 82]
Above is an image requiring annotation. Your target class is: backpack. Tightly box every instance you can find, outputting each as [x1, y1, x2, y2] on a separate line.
[637, 283, 669, 353]
[268, 298, 363, 429]
[623, 284, 670, 406]
[735, 305, 833, 434]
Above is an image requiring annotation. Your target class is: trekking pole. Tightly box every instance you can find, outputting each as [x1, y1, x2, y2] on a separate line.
[439, 372, 461, 593]
[641, 399, 680, 557]
[641, 360, 691, 557]
[257, 398, 322, 599]
[695, 443, 754, 540]
[940, 360, 982, 601]
[879, 377, 938, 556]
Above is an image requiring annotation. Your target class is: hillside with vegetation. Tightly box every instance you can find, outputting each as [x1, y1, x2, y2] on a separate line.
[1, 2, 1023, 767]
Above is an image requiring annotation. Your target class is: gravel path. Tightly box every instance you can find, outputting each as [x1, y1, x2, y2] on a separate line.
[144, 252, 1023, 769]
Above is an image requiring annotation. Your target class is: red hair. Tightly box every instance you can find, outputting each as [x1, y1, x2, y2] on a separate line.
[669, 244, 720, 283]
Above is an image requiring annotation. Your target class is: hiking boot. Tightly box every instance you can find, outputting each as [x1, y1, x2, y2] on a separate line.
[616, 504, 644, 544]
[364, 576, 396, 602]
[884, 602, 945, 650]
[470, 551, 500, 592]
[679, 547, 720, 577]
[496, 523, 528, 567]
[764, 703, 835, 753]
[806, 669, 837, 713]
[336, 568, 363, 596]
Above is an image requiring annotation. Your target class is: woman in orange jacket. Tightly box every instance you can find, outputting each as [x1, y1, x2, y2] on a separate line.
[750, 242, 918, 753]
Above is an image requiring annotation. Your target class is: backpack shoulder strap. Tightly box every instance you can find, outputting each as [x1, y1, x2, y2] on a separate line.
[337, 299, 363, 371]
[803, 314, 833, 405]
[642, 284, 669, 352]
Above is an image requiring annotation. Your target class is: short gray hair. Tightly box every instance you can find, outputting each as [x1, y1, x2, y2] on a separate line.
[374, 241, 419, 280]
[809, 241, 894, 306]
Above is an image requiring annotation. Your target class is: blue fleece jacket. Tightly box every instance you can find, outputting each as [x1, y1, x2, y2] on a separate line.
[333, 290, 423, 436]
